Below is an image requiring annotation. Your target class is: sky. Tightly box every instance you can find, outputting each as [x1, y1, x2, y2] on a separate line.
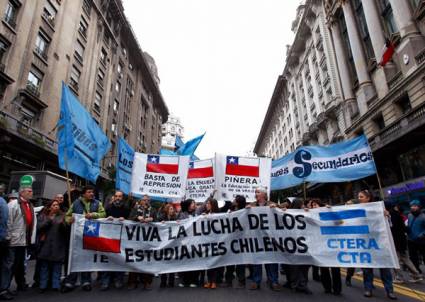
[123, 0, 299, 159]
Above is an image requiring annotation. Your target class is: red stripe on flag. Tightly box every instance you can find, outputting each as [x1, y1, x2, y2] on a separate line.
[83, 236, 121, 253]
[147, 163, 179, 174]
[226, 164, 259, 177]
[380, 44, 395, 66]
[188, 167, 214, 179]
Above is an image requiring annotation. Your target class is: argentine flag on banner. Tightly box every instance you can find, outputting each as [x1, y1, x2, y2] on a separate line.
[271, 135, 377, 190]
[57, 82, 111, 183]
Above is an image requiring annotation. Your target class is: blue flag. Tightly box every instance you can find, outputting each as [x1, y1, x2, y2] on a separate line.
[176, 133, 205, 157]
[175, 135, 185, 150]
[57, 82, 111, 183]
[271, 135, 377, 190]
[116, 137, 135, 194]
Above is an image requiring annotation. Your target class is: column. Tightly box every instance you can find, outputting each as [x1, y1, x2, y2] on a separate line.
[361, 0, 396, 94]
[330, 21, 356, 126]
[341, 0, 375, 115]
[388, 0, 419, 39]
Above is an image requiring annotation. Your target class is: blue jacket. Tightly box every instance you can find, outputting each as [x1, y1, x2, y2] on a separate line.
[0, 197, 8, 241]
[407, 212, 425, 242]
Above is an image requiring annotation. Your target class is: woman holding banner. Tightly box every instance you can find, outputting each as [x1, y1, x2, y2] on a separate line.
[177, 199, 200, 288]
[359, 190, 397, 300]
[203, 198, 220, 289]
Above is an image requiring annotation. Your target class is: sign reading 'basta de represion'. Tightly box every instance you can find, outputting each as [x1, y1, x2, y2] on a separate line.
[69, 202, 398, 274]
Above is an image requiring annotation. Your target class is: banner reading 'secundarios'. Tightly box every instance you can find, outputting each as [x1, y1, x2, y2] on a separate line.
[130, 153, 190, 198]
[186, 159, 215, 202]
[69, 202, 399, 274]
[215, 154, 271, 202]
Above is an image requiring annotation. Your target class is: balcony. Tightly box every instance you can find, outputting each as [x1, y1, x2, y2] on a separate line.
[0, 63, 14, 85]
[0, 110, 56, 152]
[25, 82, 40, 98]
[18, 82, 47, 109]
[369, 102, 425, 151]
[3, 15, 16, 29]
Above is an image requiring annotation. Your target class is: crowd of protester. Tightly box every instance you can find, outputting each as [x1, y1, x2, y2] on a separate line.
[1, 180, 425, 301]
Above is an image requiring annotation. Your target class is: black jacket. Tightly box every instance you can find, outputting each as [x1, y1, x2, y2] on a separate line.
[37, 213, 68, 262]
[106, 201, 130, 219]
[390, 209, 408, 252]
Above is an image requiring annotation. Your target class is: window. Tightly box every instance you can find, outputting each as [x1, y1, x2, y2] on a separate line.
[338, 10, 358, 85]
[97, 68, 105, 85]
[70, 65, 80, 91]
[94, 91, 102, 112]
[353, 0, 375, 60]
[117, 61, 123, 74]
[396, 94, 412, 114]
[43, 1, 57, 26]
[27, 67, 43, 90]
[373, 114, 386, 131]
[0, 39, 9, 62]
[79, 17, 88, 38]
[111, 121, 117, 135]
[20, 105, 36, 126]
[380, 0, 397, 35]
[4, 1, 18, 28]
[82, 0, 91, 16]
[113, 99, 119, 112]
[115, 82, 121, 93]
[100, 48, 107, 65]
[35, 31, 49, 60]
[74, 40, 85, 61]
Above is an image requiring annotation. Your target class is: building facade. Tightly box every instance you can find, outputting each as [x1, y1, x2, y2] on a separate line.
[0, 0, 169, 185]
[255, 0, 425, 204]
[161, 114, 184, 151]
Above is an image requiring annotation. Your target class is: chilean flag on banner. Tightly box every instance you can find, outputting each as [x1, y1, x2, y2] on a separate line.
[226, 156, 260, 177]
[146, 155, 179, 174]
[188, 159, 214, 179]
[83, 221, 122, 253]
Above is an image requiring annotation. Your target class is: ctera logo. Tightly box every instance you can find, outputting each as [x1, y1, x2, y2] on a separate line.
[293, 149, 312, 178]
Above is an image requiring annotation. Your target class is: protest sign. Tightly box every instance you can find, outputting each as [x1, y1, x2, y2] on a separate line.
[271, 135, 377, 190]
[215, 154, 271, 202]
[130, 153, 190, 198]
[186, 159, 215, 202]
[69, 202, 398, 274]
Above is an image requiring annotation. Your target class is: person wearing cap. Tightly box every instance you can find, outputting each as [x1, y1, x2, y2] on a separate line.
[247, 186, 280, 291]
[0, 177, 36, 300]
[407, 199, 425, 274]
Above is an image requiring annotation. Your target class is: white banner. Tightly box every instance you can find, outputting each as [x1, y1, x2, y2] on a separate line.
[130, 153, 190, 198]
[186, 159, 215, 203]
[69, 202, 398, 273]
[215, 154, 271, 202]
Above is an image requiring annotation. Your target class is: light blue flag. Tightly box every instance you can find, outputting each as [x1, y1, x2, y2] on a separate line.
[57, 82, 111, 183]
[271, 135, 376, 190]
[175, 135, 185, 150]
[116, 137, 135, 195]
[176, 133, 205, 157]
[160, 149, 176, 155]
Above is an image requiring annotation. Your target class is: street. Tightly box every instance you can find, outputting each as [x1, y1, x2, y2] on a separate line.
[10, 262, 425, 302]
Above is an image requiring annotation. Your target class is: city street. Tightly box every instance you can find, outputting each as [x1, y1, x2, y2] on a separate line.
[10, 263, 425, 302]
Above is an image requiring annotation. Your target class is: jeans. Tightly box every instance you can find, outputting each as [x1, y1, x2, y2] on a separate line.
[408, 240, 425, 273]
[64, 272, 92, 287]
[99, 272, 124, 287]
[320, 267, 341, 294]
[0, 246, 26, 292]
[363, 268, 393, 293]
[39, 260, 62, 289]
[395, 250, 420, 279]
[225, 265, 246, 284]
[252, 263, 278, 285]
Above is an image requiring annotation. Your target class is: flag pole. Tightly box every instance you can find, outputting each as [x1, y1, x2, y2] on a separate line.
[367, 138, 385, 201]
[64, 149, 73, 208]
[303, 181, 307, 201]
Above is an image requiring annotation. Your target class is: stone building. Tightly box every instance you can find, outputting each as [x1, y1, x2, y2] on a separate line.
[161, 114, 184, 151]
[255, 0, 425, 203]
[0, 0, 169, 184]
